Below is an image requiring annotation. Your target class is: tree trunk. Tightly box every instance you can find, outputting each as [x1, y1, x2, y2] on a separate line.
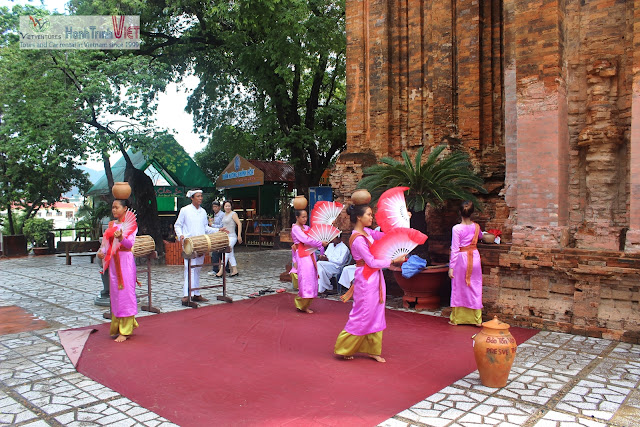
[7, 204, 15, 235]
[410, 209, 430, 263]
[102, 150, 114, 191]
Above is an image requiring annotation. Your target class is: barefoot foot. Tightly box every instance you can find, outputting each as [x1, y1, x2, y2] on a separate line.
[114, 335, 128, 343]
[448, 321, 457, 326]
[369, 354, 386, 363]
[305, 308, 314, 314]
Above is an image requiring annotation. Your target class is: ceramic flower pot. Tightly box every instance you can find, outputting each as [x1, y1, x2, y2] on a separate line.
[482, 233, 495, 244]
[472, 316, 518, 388]
[112, 182, 131, 199]
[388, 264, 450, 310]
[33, 247, 49, 255]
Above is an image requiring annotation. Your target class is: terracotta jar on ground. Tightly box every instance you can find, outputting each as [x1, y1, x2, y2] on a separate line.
[112, 182, 132, 199]
[472, 316, 518, 388]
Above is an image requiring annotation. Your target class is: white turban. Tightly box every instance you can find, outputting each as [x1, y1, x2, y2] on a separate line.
[186, 189, 203, 198]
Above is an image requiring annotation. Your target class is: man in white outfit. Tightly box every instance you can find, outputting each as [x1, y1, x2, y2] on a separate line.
[317, 235, 350, 294]
[174, 189, 226, 303]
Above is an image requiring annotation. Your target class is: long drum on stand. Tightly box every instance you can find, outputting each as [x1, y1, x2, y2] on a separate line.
[183, 232, 229, 256]
[132, 235, 156, 257]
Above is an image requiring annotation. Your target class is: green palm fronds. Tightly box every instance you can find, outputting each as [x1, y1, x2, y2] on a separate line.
[358, 145, 487, 212]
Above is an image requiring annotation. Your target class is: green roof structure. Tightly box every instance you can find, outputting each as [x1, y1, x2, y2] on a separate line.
[87, 138, 214, 197]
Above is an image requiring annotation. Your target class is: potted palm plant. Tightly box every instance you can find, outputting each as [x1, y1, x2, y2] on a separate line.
[23, 217, 54, 255]
[358, 144, 486, 309]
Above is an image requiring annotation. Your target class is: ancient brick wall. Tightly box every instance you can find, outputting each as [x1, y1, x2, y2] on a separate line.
[480, 244, 640, 343]
[335, 0, 640, 340]
[337, 0, 507, 238]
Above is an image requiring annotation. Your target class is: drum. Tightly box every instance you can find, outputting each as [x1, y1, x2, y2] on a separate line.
[183, 232, 229, 256]
[132, 235, 156, 257]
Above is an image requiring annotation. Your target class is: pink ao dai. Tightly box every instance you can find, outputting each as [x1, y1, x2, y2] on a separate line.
[449, 223, 483, 310]
[290, 224, 324, 299]
[344, 227, 391, 336]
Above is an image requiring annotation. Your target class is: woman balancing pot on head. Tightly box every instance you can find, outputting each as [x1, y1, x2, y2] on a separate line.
[334, 190, 406, 363]
[97, 195, 140, 343]
[448, 200, 483, 326]
[291, 196, 325, 313]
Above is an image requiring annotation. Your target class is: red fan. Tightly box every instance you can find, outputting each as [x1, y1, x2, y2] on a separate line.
[102, 210, 137, 269]
[376, 186, 411, 231]
[310, 201, 344, 226]
[370, 228, 427, 261]
[302, 224, 341, 255]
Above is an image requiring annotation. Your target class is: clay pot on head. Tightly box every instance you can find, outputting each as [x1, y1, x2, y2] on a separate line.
[472, 316, 518, 388]
[293, 195, 308, 210]
[112, 182, 132, 200]
[351, 189, 371, 205]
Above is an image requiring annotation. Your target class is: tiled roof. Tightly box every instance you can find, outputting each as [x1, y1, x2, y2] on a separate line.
[248, 160, 295, 183]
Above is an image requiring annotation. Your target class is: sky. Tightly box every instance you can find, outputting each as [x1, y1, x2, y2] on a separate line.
[2, 0, 208, 171]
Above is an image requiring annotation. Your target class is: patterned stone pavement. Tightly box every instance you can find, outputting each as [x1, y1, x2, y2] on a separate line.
[0, 247, 638, 426]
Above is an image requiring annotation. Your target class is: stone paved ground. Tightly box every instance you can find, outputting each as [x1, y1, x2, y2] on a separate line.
[0, 247, 639, 426]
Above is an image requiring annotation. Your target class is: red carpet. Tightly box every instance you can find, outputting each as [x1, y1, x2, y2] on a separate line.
[74, 293, 537, 427]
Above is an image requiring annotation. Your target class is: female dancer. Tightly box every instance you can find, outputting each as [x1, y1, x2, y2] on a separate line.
[291, 207, 324, 313]
[216, 200, 243, 277]
[334, 201, 405, 362]
[97, 199, 139, 342]
[448, 200, 483, 326]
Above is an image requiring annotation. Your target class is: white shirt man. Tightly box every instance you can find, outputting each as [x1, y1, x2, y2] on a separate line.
[317, 235, 350, 293]
[174, 190, 224, 303]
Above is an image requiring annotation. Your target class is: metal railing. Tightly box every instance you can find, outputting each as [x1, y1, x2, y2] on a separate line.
[51, 227, 93, 243]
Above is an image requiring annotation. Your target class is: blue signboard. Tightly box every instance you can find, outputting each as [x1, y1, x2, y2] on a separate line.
[309, 186, 333, 225]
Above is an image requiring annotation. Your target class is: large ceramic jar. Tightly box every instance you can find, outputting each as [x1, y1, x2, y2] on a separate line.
[472, 316, 517, 388]
[112, 182, 132, 199]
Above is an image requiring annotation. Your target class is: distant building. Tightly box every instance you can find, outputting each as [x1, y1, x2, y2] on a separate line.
[35, 202, 78, 230]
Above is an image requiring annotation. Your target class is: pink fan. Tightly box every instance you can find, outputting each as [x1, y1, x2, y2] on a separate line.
[118, 210, 137, 238]
[376, 186, 410, 231]
[102, 210, 137, 269]
[303, 224, 341, 255]
[310, 201, 344, 226]
[370, 228, 427, 261]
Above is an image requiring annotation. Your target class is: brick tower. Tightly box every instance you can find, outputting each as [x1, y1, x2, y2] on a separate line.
[332, 0, 640, 342]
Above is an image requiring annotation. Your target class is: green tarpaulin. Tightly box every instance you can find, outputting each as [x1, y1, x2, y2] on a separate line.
[87, 139, 214, 196]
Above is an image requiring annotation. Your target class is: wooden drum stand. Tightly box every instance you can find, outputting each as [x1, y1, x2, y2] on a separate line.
[182, 246, 233, 308]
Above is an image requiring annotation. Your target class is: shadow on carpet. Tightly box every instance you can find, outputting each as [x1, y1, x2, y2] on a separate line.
[66, 293, 538, 427]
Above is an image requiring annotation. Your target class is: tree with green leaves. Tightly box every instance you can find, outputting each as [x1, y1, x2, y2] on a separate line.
[193, 125, 277, 181]
[358, 145, 487, 259]
[359, 145, 487, 211]
[1, 4, 173, 248]
[70, 0, 347, 193]
[0, 6, 90, 233]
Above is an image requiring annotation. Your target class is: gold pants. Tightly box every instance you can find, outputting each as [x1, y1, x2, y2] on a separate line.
[334, 330, 383, 356]
[110, 315, 139, 337]
[295, 297, 313, 311]
[449, 307, 482, 325]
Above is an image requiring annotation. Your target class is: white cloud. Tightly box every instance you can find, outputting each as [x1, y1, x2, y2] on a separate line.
[155, 75, 205, 158]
